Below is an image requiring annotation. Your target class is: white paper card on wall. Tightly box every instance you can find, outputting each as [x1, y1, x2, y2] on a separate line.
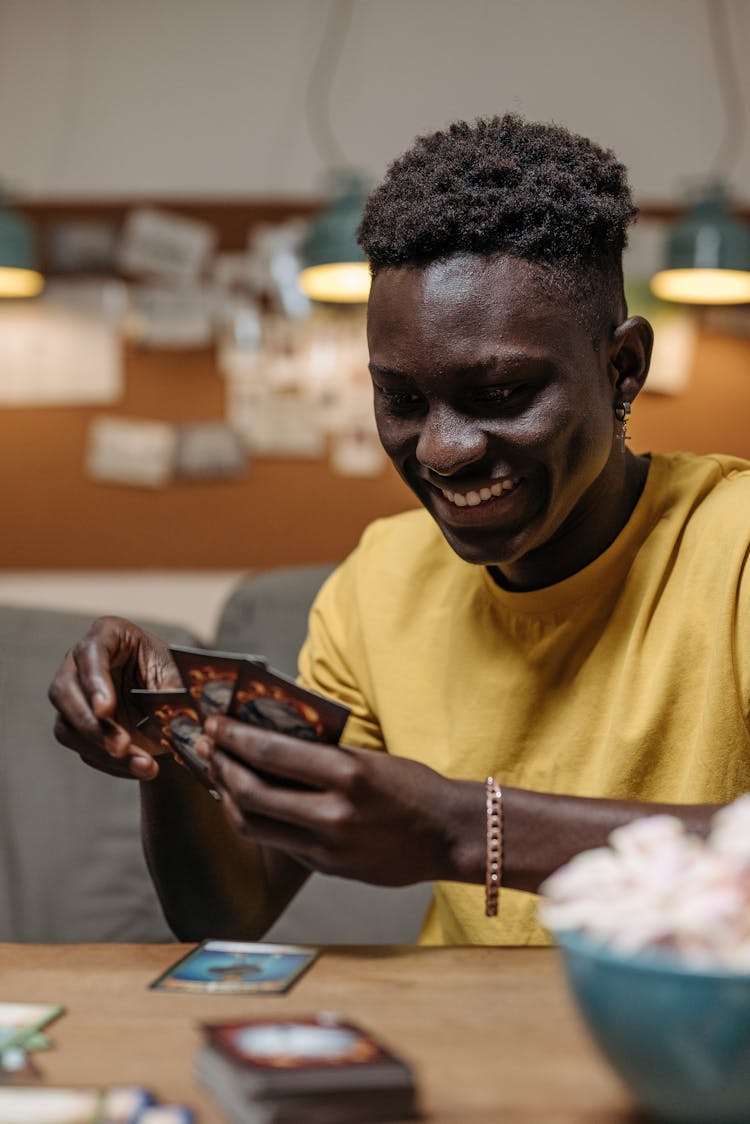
[119, 207, 217, 282]
[645, 312, 696, 395]
[227, 382, 325, 458]
[175, 422, 247, 479]
[129, 285, 214, 348]
[330, 429, 385, 477]
[0, 303, 121, 406]
[86, 416, 177, 487]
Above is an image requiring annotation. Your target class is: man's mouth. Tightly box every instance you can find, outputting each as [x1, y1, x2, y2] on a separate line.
[437, 476, 521, 508]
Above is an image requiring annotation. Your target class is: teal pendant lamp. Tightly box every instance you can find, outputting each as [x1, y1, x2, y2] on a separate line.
[650, 0, 750, 305]
[0, 194, 44, 298]
[298, 174, 370, 303]
[651, 185, 750, 304]
[298, 0, 371, 305]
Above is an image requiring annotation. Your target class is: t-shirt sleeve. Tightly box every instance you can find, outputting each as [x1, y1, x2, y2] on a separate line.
[297, 550, 385, 752]
[737, 541, 750, 735]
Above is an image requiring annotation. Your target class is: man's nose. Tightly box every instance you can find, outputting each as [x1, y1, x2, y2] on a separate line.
[415, 407, 488, 477]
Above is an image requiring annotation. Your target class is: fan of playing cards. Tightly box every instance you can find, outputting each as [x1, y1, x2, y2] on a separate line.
[130, 645, 351, 795]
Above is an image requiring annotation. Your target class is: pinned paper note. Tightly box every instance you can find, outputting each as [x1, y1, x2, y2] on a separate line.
[119, 207, 217, 282]
[86, 416, 177, 487]
[227, 383, 325, 458]
[0, 303, 122, 406]
[129, 286, 215, 348]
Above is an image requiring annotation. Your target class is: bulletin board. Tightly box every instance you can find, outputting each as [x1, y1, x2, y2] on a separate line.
[2, 200, 750, 570]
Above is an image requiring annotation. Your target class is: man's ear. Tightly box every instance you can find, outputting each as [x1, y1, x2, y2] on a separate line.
[609, 316, 654, 403]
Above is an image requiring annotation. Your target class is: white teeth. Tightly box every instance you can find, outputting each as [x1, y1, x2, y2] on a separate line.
[441, 477, 520, 507]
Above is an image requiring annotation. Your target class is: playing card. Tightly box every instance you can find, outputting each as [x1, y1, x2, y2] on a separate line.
[0, 1085, 153, 1123]
[130, 689, 218, 797]
[229, 660, 350, 746]
[169, 645, 265, 720]
[149, 940, 318, 995]
[0, 1003, 63, 1055]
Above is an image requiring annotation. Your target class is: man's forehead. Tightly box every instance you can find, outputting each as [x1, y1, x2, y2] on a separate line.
[368, 253, 570, 339]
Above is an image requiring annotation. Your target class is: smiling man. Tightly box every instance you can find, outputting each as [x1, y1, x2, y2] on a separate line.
[50, 116, 750, 945]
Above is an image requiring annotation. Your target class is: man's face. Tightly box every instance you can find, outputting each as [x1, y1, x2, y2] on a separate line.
[367, 253, 621, 584]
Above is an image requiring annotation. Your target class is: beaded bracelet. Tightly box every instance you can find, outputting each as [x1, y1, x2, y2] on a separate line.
[485, 777, 503, 917]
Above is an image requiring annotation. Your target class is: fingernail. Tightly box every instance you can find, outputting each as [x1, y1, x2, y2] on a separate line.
[194, 735, 212, 761]
[130, 754, 156, 779]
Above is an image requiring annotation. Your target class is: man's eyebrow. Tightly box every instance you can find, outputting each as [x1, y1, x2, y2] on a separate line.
[368, 362, 407, 378]
[368, 357, 515, 379]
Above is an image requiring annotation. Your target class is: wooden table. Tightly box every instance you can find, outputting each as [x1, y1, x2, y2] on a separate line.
[1, 944, 645, 1122]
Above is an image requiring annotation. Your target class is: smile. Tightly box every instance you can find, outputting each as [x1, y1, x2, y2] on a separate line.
[438, 477, 521, 508]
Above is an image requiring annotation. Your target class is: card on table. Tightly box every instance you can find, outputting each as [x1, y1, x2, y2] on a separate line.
[0, 1002, 63, 1054]
[149, 940, 319, 995]
[169, 645, 265, 720]
[229, 660, 350, 746]
[0, 1084, 153, 1123]
[130, 688, 218, 797]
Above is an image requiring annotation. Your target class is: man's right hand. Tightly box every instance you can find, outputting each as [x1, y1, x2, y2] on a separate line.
[48, 616, 182, 781]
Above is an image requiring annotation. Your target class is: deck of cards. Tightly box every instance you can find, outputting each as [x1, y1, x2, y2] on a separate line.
[195, 1012, 418, 1123]
[130, 645, 350, 794]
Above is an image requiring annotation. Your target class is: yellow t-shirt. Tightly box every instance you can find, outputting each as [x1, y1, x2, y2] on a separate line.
[298, 452, 750, 945]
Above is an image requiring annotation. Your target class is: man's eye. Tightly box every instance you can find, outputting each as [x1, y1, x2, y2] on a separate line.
[376, 387, 423, 411]
[475, 386, 515, 403]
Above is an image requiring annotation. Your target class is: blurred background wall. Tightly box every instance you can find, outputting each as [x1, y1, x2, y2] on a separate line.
[0, 0, 748, 579]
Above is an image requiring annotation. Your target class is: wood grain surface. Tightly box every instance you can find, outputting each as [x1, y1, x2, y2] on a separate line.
[0, 943, 647, 1122]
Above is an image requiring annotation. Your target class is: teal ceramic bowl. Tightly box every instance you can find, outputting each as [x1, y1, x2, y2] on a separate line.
[557, 929, 750, 1124]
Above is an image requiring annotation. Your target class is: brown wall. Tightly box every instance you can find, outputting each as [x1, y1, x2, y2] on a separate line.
[3, 201, 749, 570]
[1, 325, 748, 571]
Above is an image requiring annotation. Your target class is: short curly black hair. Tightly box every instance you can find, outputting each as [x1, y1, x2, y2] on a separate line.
[358, 114, 638, 337]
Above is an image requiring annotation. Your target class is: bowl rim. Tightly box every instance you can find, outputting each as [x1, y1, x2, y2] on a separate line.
[555, 927, 750, 980]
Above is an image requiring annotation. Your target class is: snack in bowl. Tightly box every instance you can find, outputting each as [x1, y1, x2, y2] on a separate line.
[538, 797, 750, 1124]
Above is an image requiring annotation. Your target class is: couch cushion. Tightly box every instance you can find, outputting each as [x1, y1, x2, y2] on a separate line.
[0, 605, 200, 942]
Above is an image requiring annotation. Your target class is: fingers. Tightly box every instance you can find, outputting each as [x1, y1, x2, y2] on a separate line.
[48, 616, 174, 779]
[204, 716, 361, 793]
[53, 715, 159, 780]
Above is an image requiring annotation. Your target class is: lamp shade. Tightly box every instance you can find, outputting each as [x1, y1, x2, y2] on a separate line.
[298, 178, 371, 303]
[651, 187, 750, 304]
[0, 197, 43, 298]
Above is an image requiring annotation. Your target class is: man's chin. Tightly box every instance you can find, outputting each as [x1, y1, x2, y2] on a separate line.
[430, 514, 532, 568]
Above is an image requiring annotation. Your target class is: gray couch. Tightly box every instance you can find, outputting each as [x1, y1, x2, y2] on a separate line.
[0, 567, 430, 943]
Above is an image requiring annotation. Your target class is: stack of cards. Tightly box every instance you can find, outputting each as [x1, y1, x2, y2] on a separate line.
[196, 1013, 419, 1124]
[130, 646, 350, 794]
[149, 940, 319, 996]
[0, 1001, 64, 1079]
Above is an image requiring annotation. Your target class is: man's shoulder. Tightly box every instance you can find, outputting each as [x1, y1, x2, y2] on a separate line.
[329, 508, 467, 599]
[358, 507, 446, 553]
[654, 451, 750, 512]
[650, 452, 750, 554]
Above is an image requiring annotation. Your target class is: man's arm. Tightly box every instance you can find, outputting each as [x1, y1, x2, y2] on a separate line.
[49, 616, 310, 940]
[199, 715, 723, 894]
[139, 757, 309, 940]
